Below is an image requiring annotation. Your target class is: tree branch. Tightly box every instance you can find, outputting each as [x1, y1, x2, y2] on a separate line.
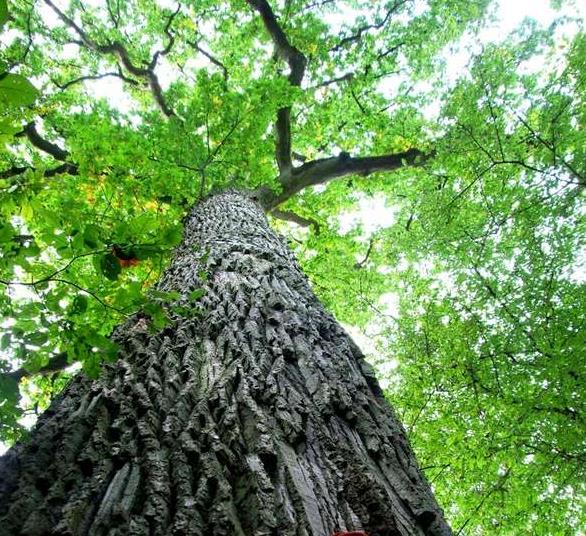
[19, 122, 69, 161]
[260, 147, 427, 209]
[0, 162, 78, 180]
[11, 122, 79, 177]
[44, 0, 176, 117]
[312, 43, 402, 89]
[0, 249, 128, 315]
[313, 71, 355, 89]
[5, 352, 70, 382]
[149, 4, 181, 69]
[44, 163, 79, 177]
[271, 208, 320, 233]
[246, 0, 307, 172]
[0, 166, 30, 179]
[354, 238, 376, 268]
[246, 0, 306, 86]
[186, 40, 229, 84]
[330, 0, 407, 53]
[54, 69, 140, 91]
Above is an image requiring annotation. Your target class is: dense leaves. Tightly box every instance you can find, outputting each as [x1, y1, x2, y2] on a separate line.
[0, 0, 583, 534]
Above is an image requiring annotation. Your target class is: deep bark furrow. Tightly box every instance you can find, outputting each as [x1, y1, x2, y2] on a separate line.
[0, 192, 451, 536]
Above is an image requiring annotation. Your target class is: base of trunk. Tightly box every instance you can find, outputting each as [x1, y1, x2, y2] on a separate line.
[0, 192, 451, 536]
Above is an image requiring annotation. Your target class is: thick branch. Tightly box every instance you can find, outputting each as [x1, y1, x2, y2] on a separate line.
[44, 162, 79, 176]
[20, 122, 69, 161]
[246, 0, 307, 172]
[246, 0, 306, 86]
[0, 162, 78, 179]
[0, 166, 30, 179]
[11, 122, 79, 177]
[259, 148, 427, 209]
[5, 352, 70, 383]
[274, 108, 293, 171]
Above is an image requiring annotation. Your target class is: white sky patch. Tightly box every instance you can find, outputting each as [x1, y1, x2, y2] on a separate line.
[338, 194, 399, 238]
[0, 28, 24, 46]
[343, 321, 399, 390]
[379, 0, 586, 119]
[153, 57, 180, 91]
[155, 0, 179, 10]
[184, 54, 217, 73]
[378, 292, 399, 319]
[322, 7, 363, 34]
[60, 43, 80, 60]
[85, 76, 136, 114]
[566, 246, 586, 283]
[37, 0, 64, 29]
[343, 323, 376, 356]
[452, 0, 586, 79]
[82, 0, 106, 8]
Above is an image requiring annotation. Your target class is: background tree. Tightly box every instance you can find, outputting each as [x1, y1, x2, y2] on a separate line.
[0, 0, 584, 534]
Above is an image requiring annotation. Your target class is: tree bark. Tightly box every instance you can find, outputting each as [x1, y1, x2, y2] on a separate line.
[0, 191, 451, 536]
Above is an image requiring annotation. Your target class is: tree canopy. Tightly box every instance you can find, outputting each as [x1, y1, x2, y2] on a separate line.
[0, 0, 584, 534]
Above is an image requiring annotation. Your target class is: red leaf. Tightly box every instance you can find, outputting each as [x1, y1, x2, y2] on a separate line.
[118, 258, 140, 268]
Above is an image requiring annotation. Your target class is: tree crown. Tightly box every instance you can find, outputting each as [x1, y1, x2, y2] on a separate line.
[0, 0, 584, 533]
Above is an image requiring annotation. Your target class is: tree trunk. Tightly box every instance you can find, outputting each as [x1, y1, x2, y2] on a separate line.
[0, 192, 451, 536]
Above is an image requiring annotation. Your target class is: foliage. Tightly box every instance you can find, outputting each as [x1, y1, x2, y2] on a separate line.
[371, 24, 586, 535]
[0, 0, 584, 533]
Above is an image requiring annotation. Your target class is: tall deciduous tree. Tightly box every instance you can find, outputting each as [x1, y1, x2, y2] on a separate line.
[0, 0, 584, 534]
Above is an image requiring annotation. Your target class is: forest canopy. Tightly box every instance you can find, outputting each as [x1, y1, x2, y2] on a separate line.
[0, 0, 584, 534]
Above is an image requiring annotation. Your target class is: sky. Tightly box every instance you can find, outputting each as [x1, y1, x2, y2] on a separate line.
[0, 0, 585, 453]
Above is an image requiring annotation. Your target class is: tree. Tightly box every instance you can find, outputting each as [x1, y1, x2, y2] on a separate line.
[1, 190, 456, 535]
[0, 0, 584, 534]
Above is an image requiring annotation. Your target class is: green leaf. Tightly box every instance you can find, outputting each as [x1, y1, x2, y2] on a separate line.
[0, 0, 7, 29]
[101, 340, 119, 362]
[143, 301, 169, 330]
[0, 376, 20, 407]
[0, 118, 20, 138]
[83, 224, 101, 249]
[189, 289, 205, 301]
[0, 333, 11, 350]
[0, 223, 14, 242]
[24, 332, 49, 346]
[22, 241, 40, 257]
[82, 353, 102, 379]
[99, 253, 121, 281]
[162, 225, 182, 246]
[11, 327, 24, 338]
[148, 289, 180, 303]
[71, 295, 88, 314]
[0, 73, 38, 107]
[134, 244, 163, 260]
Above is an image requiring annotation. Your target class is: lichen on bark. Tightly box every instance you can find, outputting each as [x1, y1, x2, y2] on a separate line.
[0, 192, 452, 536]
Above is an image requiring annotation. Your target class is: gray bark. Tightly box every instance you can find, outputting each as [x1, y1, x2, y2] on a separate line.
[0, 192, 451, 536]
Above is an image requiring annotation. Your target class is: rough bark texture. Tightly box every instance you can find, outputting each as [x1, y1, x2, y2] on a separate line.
[0, 192, 452, 536]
